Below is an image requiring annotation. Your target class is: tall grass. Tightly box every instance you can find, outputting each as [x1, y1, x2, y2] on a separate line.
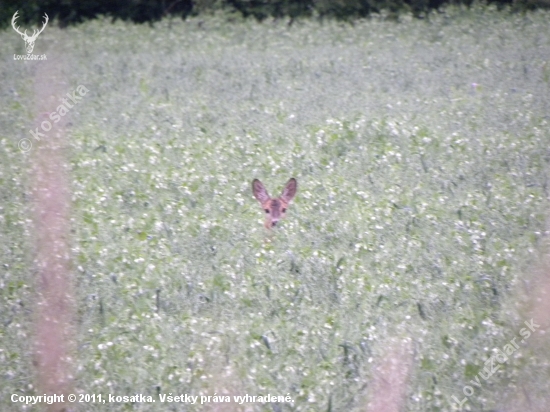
[1, 4, 550, 411]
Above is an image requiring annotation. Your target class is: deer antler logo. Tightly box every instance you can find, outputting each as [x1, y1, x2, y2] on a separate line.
[12, 11, 49, 54]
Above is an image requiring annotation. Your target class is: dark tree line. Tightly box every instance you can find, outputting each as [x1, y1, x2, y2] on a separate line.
[1, 0, 548, 29]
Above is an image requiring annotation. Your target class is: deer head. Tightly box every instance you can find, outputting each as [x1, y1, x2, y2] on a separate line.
[252, 178, 297, 229]
[12, 11, 49, 54]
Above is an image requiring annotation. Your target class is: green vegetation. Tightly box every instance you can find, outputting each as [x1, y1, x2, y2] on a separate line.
[2, 0, 550, 28]
[1, 5, 550, 411]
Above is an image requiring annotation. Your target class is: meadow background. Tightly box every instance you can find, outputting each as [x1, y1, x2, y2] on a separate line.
[1, 4, 550, 411]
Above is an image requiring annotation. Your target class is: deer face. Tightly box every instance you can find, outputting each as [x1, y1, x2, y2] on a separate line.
[12, 11, 49, 54]
[252, 178, 297, 229]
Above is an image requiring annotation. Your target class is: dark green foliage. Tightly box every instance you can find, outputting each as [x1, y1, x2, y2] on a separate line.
[1, 0, 194, 28]
[226, 0, 314, 20]
[1, 0, 549, 28]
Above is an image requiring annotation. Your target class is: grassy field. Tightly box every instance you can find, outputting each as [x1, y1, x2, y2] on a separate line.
[1, 4, 550, 411]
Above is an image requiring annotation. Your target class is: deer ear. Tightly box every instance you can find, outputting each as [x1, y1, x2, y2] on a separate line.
[252, 179, 270, 204]
[281, 178, 297, 203]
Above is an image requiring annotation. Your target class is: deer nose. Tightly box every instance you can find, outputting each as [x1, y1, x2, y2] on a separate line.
[271, 221, 278, 227]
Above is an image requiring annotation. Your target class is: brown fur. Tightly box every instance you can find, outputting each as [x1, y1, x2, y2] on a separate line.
[252, 178, 297, 229]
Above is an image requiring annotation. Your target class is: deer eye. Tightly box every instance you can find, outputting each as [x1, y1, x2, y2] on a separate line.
[282, 208, 287, 213]
[264, 209, 270, 213]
